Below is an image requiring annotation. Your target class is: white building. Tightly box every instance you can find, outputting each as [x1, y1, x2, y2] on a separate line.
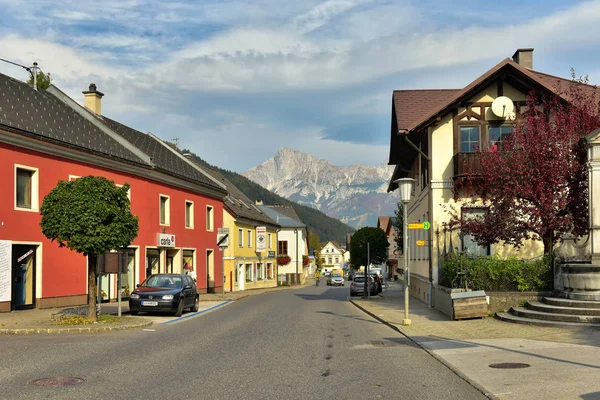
[319, 241, 345, 272]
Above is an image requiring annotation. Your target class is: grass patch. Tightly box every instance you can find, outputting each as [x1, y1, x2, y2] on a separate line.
[52, 314, 131, 326]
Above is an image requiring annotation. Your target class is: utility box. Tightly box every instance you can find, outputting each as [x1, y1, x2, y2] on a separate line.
[451, 290, 488, 320]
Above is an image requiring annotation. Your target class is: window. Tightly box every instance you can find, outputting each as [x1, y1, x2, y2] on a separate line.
[247, 230, 253, 248]
[461, 209, 490, 257]
[185, 201, 194, 228]
[159, 195, 170, 225]
[335, 257, 339, 264]
[206, 206, 214, 231]
[238, 229, 244, 248]
[460, 126, 480, 153]
[257, 262, 263, 280]
[278, 241, 288, 255]
[328, 257, 332, 264]
[268, 233, 272, 249]
[245, 263, 253, 282]
[321, 258, 325, 263]
[489, 126, 514, 149]
[146, 248, 160, 278]
[267, 263, 274, 280]
[183, 250, 194, 277]
[15, 166, 38, 211]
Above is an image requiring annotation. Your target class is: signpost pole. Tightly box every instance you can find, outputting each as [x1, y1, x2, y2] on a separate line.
[117, 250, 122, 317]
[221, 246, 225, 299]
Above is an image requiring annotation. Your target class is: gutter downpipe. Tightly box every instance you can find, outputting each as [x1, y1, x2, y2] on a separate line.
[401, 130, 434, 308]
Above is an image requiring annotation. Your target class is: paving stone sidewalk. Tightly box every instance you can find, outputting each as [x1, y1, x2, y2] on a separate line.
[351, 281, 600, 400]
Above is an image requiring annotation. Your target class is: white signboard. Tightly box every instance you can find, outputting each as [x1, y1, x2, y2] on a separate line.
[0, 241, 11, 303]
[157, 233, 176, 248]
[256, 226, 267, 252]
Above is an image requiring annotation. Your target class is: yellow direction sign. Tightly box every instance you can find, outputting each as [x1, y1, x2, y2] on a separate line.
[408, 221, 431, 230]
[416, 240, 427, 246]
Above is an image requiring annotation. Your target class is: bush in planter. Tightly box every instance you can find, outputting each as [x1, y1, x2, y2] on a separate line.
[302, 255, 310, 266]
[440, 253, 552, 292]
[277, 254, 291, 266]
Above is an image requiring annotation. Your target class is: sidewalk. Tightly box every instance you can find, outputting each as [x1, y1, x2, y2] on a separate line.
[351, 281, 600, 400]
[0, 282, 310, 335]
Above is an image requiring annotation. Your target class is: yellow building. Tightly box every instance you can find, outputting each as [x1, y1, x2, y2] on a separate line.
[387, 48, 588, 305]
[202, 168, 280, 292]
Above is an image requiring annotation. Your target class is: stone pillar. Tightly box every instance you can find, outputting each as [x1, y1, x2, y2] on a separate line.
[587, 135, 600, 264]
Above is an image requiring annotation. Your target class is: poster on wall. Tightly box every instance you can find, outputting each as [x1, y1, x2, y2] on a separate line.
[0, 240, 11, 303]
[256, 227, 266, 252]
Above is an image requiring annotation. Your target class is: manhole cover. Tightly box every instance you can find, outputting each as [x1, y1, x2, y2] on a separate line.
[29, 376, 86, 387]
[489, 363, 530, 369]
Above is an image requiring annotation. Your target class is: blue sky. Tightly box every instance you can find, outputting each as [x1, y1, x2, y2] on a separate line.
[0, 0, 599, 172]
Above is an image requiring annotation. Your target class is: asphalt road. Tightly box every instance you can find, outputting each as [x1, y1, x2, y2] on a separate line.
[0, 284, 487, 400]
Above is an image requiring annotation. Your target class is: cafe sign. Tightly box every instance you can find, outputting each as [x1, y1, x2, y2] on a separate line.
[157, 233, 176, 248]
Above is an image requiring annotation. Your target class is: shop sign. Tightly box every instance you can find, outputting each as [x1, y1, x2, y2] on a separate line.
[256, 226, 266, 252]
[157, 233, 176, 248]
[0, 241, 11, 303]
[268, 251, 275, 258]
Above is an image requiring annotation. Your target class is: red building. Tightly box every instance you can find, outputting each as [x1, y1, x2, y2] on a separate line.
[0, 74, 227, 312]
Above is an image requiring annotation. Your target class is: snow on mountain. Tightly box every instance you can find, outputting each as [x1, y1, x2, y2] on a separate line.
[242, 147, 398, 228]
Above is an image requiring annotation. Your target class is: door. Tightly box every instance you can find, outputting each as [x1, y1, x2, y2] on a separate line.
[238, 264, 245, 290]
[11, 245, 36, 310]
[206, 250, 215, 292]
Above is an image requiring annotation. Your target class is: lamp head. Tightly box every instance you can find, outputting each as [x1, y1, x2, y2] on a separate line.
[394, 178, 416, 203]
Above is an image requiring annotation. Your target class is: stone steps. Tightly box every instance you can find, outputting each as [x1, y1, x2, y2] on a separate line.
[495, 311, 600, 328]
[510, 306, 600, 323]
[528, 300, 600, 316]
[543, 297, 600, 309]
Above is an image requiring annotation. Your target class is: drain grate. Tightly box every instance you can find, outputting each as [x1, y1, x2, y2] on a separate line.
[489, 363, 530, 369]
[29, 377, 86, 387]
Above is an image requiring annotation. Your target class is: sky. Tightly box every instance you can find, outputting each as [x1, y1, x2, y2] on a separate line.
[1, 0, 600, 172]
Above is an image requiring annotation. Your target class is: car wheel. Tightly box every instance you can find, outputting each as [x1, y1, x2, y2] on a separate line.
[191, 296, 200, 312]
[175, 298, 184, 317]
[130, 309, 139, 316]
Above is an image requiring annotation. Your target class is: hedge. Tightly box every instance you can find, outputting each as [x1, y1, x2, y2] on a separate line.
[439, 253, 553, 292]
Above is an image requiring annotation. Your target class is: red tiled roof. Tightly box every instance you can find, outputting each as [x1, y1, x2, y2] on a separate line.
[377, 216, 390, 230]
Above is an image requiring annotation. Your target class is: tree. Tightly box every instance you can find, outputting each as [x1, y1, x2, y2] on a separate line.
[40, 176, 139, 321]
[27, 70, 52, 90]
[449, 74, 600, 254]
[307, 228, 324, 270]
[392, 202, 404, 254]
[349, 227, 389, 268]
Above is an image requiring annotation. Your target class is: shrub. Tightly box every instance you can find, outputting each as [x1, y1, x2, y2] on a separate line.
[439, 253, 552, 292]
[277, 254, 291, 266]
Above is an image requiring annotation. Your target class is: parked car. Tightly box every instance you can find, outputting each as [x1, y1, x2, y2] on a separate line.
[368, 272, 383, 294]
[327, 275, 345, 286]
[129, 274, 199, 317]
[349, 275, 377, 297]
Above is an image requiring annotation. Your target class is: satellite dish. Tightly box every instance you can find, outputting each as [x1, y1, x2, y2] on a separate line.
[491, 96, 515, 118]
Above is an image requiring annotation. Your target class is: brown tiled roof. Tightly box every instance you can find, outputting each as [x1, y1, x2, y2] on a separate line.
[394, 58, 600, 134]
[377, 216, 390, 230]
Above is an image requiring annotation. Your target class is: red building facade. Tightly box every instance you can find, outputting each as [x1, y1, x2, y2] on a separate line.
[0, 74, 227, 311]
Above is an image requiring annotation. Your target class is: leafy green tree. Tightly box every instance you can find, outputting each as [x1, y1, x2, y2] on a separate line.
[350, 227, 389, 268]
[27, 70, 52, 90]
[392, 202, 404, 254]
[40, 176, 139, 321]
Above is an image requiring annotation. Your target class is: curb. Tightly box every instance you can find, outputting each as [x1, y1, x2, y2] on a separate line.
[349, 299, 498, 400]
[0, 319, 153, 335]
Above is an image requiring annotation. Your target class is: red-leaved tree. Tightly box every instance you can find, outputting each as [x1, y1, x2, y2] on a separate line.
[449, 74, 600, 254]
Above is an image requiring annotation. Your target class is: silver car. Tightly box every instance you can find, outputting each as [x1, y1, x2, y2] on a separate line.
[327, 275, 344, 286]
[349, 275, 376, 297]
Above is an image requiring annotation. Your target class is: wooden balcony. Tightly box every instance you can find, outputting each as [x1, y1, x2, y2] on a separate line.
[453, 153, 483, 177]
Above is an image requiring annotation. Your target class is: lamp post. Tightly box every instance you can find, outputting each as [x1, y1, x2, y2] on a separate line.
[395, 177, 415, 326]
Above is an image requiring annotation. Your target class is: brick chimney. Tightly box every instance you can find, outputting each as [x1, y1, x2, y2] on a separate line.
[512, 48, 534, 70]
[82, 83, 104, 115]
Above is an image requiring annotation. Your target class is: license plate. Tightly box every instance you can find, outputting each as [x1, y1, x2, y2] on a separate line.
[141, 301, 158, 306]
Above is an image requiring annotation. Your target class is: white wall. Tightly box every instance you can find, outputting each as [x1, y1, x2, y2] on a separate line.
[277, 228, 306, 275]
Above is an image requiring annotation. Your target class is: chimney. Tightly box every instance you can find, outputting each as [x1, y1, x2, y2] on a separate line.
[82, 83, 104, 115]
[512, 48, 534, 70]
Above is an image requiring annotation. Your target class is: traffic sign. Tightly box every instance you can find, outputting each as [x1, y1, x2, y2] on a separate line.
[408, 221, 431, 230]
[217, 227, 229, 248]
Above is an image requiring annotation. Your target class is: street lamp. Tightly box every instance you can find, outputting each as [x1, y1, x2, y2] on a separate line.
[395, 177, 415, 326]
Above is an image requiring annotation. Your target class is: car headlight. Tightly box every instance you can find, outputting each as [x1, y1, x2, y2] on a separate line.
[162, 295, 174, 300]
[130, 294, 140, 299]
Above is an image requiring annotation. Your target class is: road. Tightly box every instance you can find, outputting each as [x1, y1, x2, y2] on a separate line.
[0, 284, 487, 400]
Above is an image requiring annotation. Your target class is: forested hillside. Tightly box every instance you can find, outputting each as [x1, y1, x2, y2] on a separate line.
[182, 149, 355, 245]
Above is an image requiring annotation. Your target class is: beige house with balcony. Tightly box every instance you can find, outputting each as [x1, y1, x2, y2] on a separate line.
[387, 48, 594, 305]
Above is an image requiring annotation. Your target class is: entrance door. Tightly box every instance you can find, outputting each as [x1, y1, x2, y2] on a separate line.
[206, 250, 215, 293]
[238, 264, 245, 290]
[11, 245, 36, 310]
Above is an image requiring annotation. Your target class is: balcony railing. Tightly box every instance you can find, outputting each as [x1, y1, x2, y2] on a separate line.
[453, 153, 483, 177]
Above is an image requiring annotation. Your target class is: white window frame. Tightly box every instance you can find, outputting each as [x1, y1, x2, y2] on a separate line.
[268, 233, 272, 249]
[247, 229, 253, 248]
[206, 205, 214, 231]
[159, 194, 170, 226]
[185, 200, 194, 229]
[245, 263, 253, 282]
[14, 164, 39, 212]
[238, 228, 244, 248]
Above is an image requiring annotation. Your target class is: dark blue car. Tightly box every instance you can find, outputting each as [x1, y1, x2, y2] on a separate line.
[129, 274, 199, 317]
